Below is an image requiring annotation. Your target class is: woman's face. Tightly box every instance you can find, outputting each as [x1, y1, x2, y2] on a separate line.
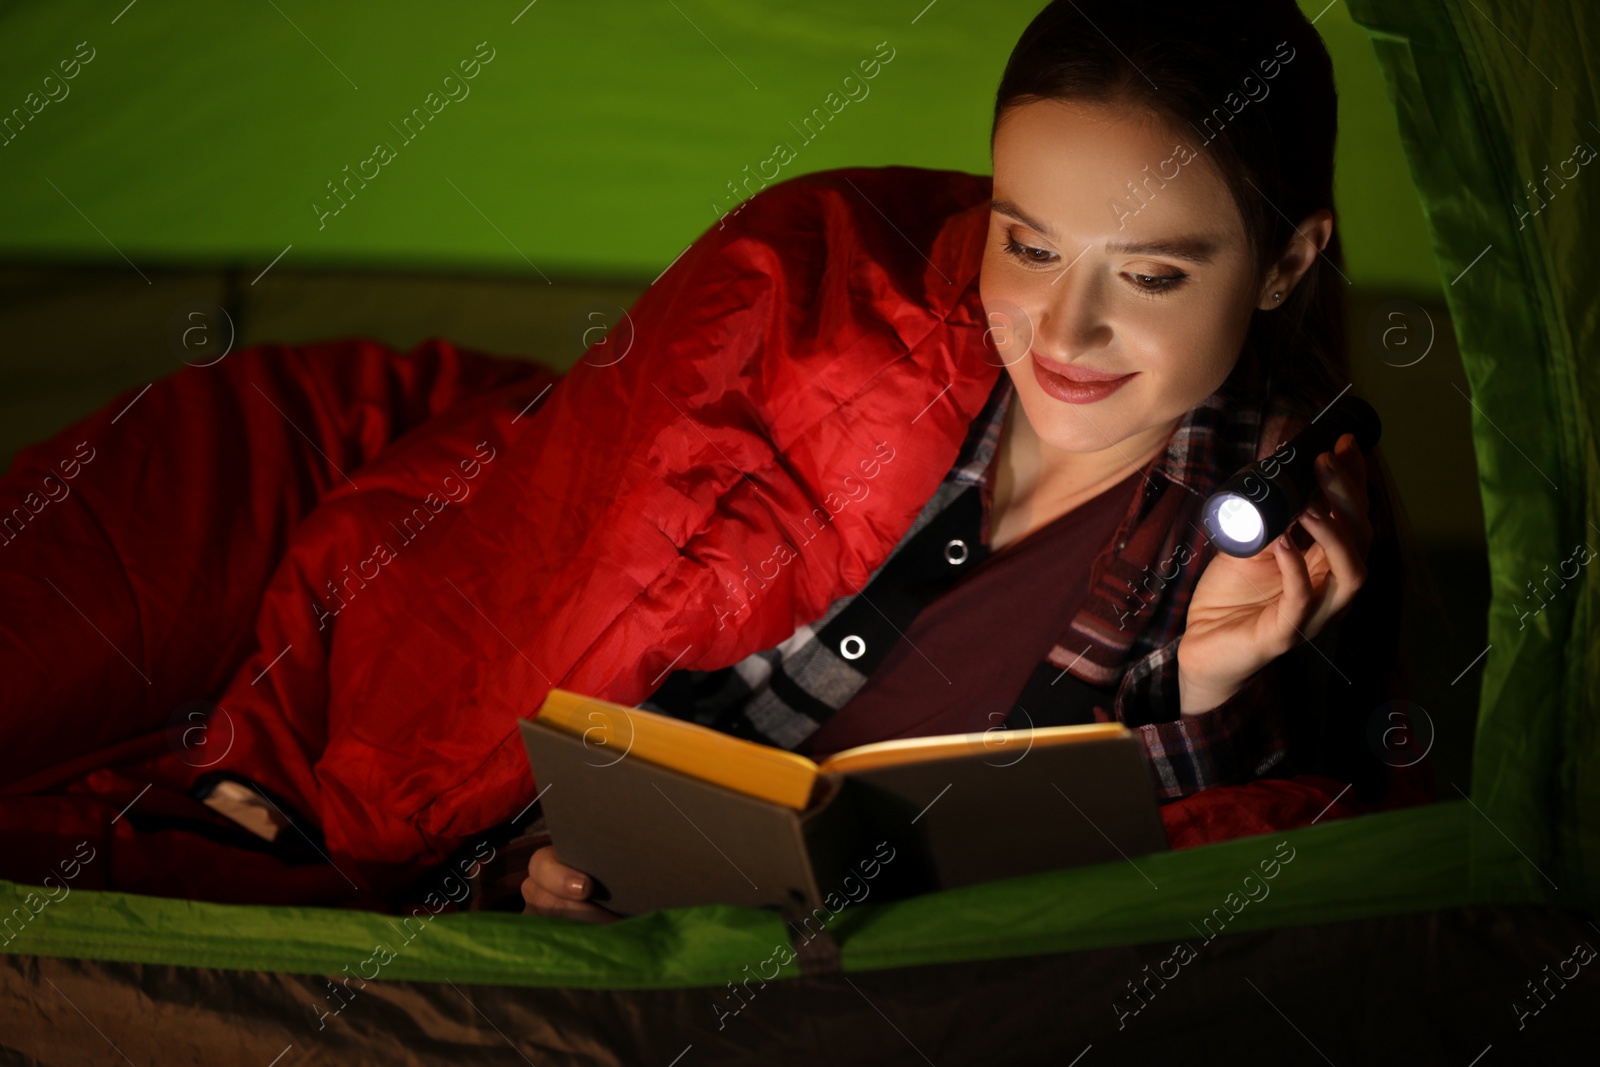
[981, 99, 1264, 456]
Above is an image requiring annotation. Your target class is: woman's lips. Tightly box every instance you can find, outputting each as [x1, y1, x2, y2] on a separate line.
[1030, 353, 1137, 404]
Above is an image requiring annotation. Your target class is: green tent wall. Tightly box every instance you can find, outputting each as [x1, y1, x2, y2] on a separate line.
[0, 1, 1439, 291]
[1, 0, 1597, 1062]
[1352, 0, 1600, 909]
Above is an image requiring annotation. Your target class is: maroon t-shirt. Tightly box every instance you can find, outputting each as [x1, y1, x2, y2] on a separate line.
[799, 468, 1145, 757]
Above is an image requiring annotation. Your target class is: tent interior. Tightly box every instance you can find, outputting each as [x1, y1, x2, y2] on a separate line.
[0, 0, 1490, 800]
[0, 0, 1595, 1062]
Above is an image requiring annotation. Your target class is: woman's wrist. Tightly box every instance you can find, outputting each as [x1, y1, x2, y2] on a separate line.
[1175, 641, 1247, 716]
[1177, 675, 1240, 715]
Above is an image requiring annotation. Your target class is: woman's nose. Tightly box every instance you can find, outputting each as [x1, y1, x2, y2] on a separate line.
[1032, 267, 1111, 362]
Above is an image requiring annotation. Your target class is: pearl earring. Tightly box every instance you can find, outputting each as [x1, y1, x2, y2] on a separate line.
[1272, 292, 1282, 302]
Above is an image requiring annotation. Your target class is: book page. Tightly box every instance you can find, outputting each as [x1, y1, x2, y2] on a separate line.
[817, 722, 1131, 776]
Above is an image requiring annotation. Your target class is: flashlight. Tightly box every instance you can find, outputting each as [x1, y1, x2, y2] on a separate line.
[1201, 394, 1382, 558]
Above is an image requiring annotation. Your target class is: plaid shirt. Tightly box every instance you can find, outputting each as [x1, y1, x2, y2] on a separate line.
[643, 362, 1296, 802]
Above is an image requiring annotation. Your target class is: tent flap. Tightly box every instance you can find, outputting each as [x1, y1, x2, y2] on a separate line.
[1349, 0, 1599, 908]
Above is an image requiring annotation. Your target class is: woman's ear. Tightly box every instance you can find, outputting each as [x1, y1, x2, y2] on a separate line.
[1257, 208, 1334, 309]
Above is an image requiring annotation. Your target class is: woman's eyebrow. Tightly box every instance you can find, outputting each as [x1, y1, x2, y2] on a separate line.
[992, 201, 1219, 265]
[1102, 237, 1219, 264]
[991, 198, 1057, 239]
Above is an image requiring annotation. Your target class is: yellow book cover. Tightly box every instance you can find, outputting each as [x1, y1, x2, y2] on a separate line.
[533, 687, 1132, 811]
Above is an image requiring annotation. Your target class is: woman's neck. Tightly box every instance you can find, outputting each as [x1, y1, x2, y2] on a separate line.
[990, 397, 1177, 551]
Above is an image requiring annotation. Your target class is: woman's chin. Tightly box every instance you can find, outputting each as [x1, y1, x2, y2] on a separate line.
[1018, 395, 1140, 454]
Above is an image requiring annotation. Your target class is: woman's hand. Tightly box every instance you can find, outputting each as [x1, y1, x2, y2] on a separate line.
[521, 845, 618, 923]
[1176, 432, 1373, 714]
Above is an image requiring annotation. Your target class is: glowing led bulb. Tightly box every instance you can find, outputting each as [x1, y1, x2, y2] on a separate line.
[1216, 495, 1264, 545]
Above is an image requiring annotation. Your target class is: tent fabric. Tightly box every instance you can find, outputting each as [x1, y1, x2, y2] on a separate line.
[0, 1, 1442, 294]
[5, 903, 1595, 1065]
[0, 1, 1594, 1051]
[1347, 0, 1600, 906]
[2, 799, 1468, 988]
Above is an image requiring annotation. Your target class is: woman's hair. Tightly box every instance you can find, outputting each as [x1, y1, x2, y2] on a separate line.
[991, 0, 1345, 422]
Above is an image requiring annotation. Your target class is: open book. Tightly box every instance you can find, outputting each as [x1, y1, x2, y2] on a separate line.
[520, 688, 1169, 916]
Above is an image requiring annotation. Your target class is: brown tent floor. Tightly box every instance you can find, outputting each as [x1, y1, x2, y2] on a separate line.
[5, 902, 1594, 1065]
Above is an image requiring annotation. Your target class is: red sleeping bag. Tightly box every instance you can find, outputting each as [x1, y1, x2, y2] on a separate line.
[0, 167, 1432, 908]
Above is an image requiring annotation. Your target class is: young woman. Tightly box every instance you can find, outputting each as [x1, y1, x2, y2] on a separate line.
[521, 0, 1403, 920]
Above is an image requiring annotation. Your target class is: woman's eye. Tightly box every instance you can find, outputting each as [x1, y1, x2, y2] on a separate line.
[1002, 236, 1057, 266]
[1126, 271, 1187, 294]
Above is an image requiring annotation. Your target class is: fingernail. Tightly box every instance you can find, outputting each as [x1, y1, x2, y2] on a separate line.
[565, 874, 588, 897]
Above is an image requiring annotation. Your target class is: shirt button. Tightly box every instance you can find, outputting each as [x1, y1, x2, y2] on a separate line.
[840, 635, 866, 660]
[944, 538, 970, 565]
